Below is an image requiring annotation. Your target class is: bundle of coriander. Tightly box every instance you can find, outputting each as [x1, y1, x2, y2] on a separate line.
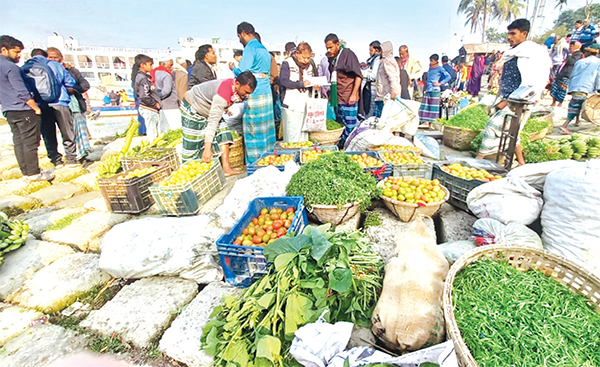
[443, 105, 489, 131]
[453, 259, 600, 367]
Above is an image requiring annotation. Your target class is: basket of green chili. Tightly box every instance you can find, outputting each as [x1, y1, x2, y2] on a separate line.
[443, 245, 600, 367]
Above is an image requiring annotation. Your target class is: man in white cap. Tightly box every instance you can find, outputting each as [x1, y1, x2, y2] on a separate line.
[151, 56, 181, 130]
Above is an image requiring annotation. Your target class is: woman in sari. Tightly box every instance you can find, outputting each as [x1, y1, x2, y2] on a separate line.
[551, 41, 583, 107]
[467, 54, 485, 97]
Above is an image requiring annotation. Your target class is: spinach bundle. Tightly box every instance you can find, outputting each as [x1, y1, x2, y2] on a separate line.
[453, 259, 600, 367]
[286, 152, 379, 211]
[443, 105, 489, 131]
[201, 227, 384, 367]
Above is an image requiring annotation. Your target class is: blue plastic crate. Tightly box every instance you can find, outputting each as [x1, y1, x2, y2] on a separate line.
[216, 196, 308, 288]
[247, 151, 299, 175]
[345, 151, 392, 181]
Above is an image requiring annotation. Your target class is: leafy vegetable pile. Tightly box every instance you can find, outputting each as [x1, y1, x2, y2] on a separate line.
[469, 118, 553, 152]
[453, 259, 600, 367]
[442, 105, 489, 131]
[286, 152, 379, 211]
[201, 226, 383, 367]
[523, 135, 600, 163]
[326, 119, 343, 131]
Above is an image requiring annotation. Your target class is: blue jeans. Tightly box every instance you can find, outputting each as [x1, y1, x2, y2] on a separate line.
[136, 100, 147, 135]
[372, 100, 384, 118]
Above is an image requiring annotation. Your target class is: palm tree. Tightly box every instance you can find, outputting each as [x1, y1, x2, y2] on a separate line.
[458, 0, 525, 42]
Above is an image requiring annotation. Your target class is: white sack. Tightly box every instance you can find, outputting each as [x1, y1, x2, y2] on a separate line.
[467, 177, 543, 225]
[541, 160, 600, 277]
[289, 319, 354, 367]
[472, 218, 543, 249]
[380, 98, 420, 135]
[99, 215, 225, 284]
[506, 160, 581, 192]
[345, 129, 413, 152]
[439, 240, 478, 265]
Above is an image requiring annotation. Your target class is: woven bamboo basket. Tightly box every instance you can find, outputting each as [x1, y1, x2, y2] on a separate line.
[443, 126, 481, 151]
[583, 94, 600, 126]
[228, 137, 245, 170]
[529, 109, 554, 123]
[527, 126, 550, 142]
[443, 245, 600, 367]
[307, 201, 360, 226]
[377, 179, 449, 222]
[309, 127, 345, 146]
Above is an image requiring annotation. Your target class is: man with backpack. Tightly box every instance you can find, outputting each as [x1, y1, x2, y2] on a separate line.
[24, 49, 78, 166]
[0, 36, 53, 181]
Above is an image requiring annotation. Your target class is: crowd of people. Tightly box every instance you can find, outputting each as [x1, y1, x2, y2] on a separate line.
[2, 17, 600, 182]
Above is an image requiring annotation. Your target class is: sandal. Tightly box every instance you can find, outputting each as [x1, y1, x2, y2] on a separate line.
[559, 127, 571, 135]
[23, 172, 54, 182]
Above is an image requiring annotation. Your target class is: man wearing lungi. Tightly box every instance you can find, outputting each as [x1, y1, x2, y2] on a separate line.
[181, 72, 256, 176]
[418, 54, 451, 127]
[230, 22, 276, 164]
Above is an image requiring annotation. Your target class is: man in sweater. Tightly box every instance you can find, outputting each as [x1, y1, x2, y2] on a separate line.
[181, 72, 256, 176]
[0, 35, 51, 181]
[418, 54, 451, 127]
[398, 45, 423, 100]
[152, 57, 180, 130]
[189, 45, 217, 88]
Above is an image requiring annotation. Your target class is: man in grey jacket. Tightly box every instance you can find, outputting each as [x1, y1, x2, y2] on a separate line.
[153, 57, 180, 130]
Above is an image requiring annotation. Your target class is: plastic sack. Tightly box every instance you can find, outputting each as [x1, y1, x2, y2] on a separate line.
[379, 98, 419, 135]
[304, 90, 327, 132]
[414, 134, 440, 159]
[506, 160, 581, 192]
[345, 128, 413, 152]
[467, 177, 543, 225]
[328, 340, 458, 367]
[289, 316, 354, 367]
[541, 160, 600, 277]
[439, 240, 478, 265]
[472, 218, 543, 249]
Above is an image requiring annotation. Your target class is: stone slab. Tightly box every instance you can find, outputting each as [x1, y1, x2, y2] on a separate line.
[0, 323, 88, 367]
[436, 203, 477, 243]
[28, 183, 84, 207]
[159, 282, 241, 367]
[42, 211, 131, 252]
[54, 191, 102, 210]
[83, 197, 109, 212]
[80, 277, 198, 348]
[0, 155, 19, 172]
[0, 239, 75, 300]
[52, 165, 87, 183]
[0, 196, 42, 217]
[365, 207, 436, 262]
[0, 180, 51, 197]
[17, 207, 87, 239]
[0, 306, 44, 346]
[6, 253, 111, 313]
[71, 172, 100, 192]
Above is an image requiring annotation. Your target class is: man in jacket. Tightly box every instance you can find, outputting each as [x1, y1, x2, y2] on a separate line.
[189, 44, 217, 88]
[361, 41, 381, 117]
[578, 20, 599, 49]
[0, 35, 51, 181]
[398, 45, 423, 100]
[29, 49, 78, 166]
[441, 56, 457, 91]
[374, 41, 400, 118]
[152, 57, 180, 130]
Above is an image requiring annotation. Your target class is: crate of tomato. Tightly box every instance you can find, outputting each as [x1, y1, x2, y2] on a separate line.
[216, 196, 308, 287]
[345, 151, 391, 181]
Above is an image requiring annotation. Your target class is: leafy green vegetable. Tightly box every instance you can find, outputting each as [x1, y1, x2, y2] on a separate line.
[469, 131, 484, 151]
[523, 139, 568, 163]
[521, 118, 552, 135]
[326, 119, 343, 131]
[453, 259, 600, 367]
[286, 152, 379, 211]
[201, 228, 384, 366]
[363, 211, 382, 229]
[442, 105, 489, 131]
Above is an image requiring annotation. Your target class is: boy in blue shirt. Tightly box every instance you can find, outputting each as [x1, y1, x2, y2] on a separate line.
[418, 54, 451, 127]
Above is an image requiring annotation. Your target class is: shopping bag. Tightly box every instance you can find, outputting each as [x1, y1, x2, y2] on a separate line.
[304, 89, 328, 132]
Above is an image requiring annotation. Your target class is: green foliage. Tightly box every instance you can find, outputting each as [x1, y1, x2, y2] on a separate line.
[470, 131, 484, 151]
[326, 119, 343, 131]
[201, 228, 384, 367]
[485, 27, 508, 43]
[45, 213, 84, 232]
[89, 335, 129, 354]
[442, 105, 489, 131]
[453, 259, 600, 366]
[363, 211, 382, 229]
[286, 152, 379, 211]
[554, 3, 600, 29]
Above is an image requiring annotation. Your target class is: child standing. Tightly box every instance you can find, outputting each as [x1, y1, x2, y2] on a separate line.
[134, 54, 161, 140]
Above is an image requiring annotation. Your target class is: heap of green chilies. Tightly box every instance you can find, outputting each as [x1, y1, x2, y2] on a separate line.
[453, 259, 600, 367]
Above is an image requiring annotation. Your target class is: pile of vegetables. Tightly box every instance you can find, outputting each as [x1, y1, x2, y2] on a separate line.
[97, 119, 139, 178]
[286, 152, 379, 211]
[470, 117, 552, 152]
[326, 119, 343, 131]
[523, 135, 600, 163]
[453, 259, 600, 367]
[201, 226, 384, 367]
[0, 212, 29, 266]
[442, 105, 489, 131]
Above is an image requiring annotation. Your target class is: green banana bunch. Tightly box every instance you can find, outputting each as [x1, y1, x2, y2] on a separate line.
[0, 214, 29, 257]
[97, 154, 123, 178]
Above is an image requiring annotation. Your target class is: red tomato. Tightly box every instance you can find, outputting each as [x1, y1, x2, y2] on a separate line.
[277, 227, 287, 237]
[273, 221, 282, 230]
[252, 235, 262, 244]
[252, 218, 258, 225]
[233, 240, 242, 245]
[286, 207, 295, 213]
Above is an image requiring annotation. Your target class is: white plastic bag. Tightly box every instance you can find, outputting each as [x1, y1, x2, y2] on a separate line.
[304, 89, 327, 132]
[344, 129, 413, 152]
[414, 134, 440, 159]
[439, 240, 478, 265]
[472, 218, 543, 249]
[289, 317, 354, 367]
[506, 160, 581, 192]
[380, 98, 419, 135]
[541, 161, 600, 277]
[467, 177, 543, 225]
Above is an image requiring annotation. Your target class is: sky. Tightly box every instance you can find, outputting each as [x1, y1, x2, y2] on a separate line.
[0, 0, 591, 66]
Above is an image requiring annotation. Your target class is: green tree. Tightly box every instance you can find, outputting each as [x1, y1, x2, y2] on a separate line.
[486, 27, 509, 42]
[458, 0, 524, 42]
[554, 3, 600, 28]
[532, 24, 569, 43]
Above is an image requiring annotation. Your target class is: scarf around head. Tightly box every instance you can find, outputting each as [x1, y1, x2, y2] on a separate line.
[291, 53, 310, 82]
[150, 65, 172, 83]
